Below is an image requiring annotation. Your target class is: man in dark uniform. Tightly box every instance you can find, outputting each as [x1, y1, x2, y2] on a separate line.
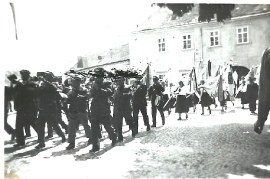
[114, 76, 137, 142]
[132, 78, 150, 132]
[65, 75, 92, 150]
[89, 68, 117, 152]
[148, 76, 165, 127]
[4, 85, 16, 140]
[12, 70, 38, 147]
[35, 71, 66, 149]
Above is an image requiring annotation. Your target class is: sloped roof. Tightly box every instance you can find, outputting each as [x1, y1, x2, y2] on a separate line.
[85, 44, 129, 68]
[137, 4, 270, 31]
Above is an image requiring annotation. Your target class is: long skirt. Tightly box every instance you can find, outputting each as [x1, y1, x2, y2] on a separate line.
[175, 95, 189, 113]
[186, 93, 199, 108]
[239, 92, 248, 104]
[200, 92, 213, 107]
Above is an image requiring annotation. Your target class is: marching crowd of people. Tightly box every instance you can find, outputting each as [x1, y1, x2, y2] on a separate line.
[4, 66, 259, 153]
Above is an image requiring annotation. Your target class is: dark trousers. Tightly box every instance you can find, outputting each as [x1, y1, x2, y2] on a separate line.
[151, 103, 165, 125]
[90, 115, 116, 147]
[15, 110, 38, 145]
[4, 107, 14, 135]
[114, 111, 135, 140]
[24, 123, 31, 136]
[46, 111, 67, 136]
[37, 108, 65, 144]
[249, 99, 257, 112]
[133, 104, 150, 131]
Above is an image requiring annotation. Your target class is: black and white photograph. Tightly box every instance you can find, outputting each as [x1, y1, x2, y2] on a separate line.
[2, 0, 270, 178]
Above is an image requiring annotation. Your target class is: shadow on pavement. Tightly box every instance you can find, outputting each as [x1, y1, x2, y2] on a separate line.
[125, 123, 270, 179]
[4, 140, 39, 155]
[5, 146, 55, 163]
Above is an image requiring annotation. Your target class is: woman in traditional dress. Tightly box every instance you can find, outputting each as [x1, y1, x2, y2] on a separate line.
[174, 81, 189, 120]
[236, 76, 248, 109]
[199, 80, 212, 115]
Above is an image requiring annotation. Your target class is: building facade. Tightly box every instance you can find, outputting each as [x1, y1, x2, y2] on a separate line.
[130, 4, 270, 85]
[70, 44, 130, 72]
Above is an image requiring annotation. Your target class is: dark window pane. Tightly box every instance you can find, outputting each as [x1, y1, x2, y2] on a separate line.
[215, 31, 218, 35]
[243, 37, 247, 42]
[243, 28, 247, 32]
[158, 39, 161, 43]
[238, 38, 242, 43]
[163, 38, 165, 42]
[211, 41, 214, 46]
[238, 28, 241, 33]
[188, 35, 191, 39]
[183, 36, 186, 40]
[215, 37, 218, 42]
[188, 44, 191, 48]
[210, 32, 213, 36]
[183, 41, 186, 49]
[159, 44, 161, 51]
[162, 43, 165, 51]
[243, 33, 247, 38]
[215, 40, 218, 45]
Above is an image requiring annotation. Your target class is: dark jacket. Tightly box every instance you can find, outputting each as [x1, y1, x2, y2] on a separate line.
[37, 81, 58, 110]
[132, 84, 147, 106]
[90, 84, 113, 118]
[114, 85, 132, 113]
[13, 80, 37, 112]
[246, 83, 259, 101]
[148, 83, 165, 103]
[67, 86, 88, 113]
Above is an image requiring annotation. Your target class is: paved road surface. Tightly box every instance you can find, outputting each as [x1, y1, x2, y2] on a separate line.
[4, 101, 270, 179]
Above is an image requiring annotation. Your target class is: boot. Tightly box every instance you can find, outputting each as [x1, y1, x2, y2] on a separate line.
[35, 143, 45, 149]
[209, 107, 211, 115]
[116, 122, 123, 141]
[186, 113, 188, 119]
[146, 125, 150, 131]
[45, 135, 53, 139]
[66, 143, 75, 150]
[90, 144, 100, 153]
[111, 137, 117, 147]
[162, 118, 165, 125]
[13, 143, 25, 147]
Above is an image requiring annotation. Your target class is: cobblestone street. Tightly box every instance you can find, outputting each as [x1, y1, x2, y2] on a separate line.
[4, 101, 270, 179]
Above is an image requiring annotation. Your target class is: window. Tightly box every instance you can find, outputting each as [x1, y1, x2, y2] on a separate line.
[158, 38, 165, 52]
[183, 34, 192, 49]
[237, 27, 249, 44]
[210, 30, 219, 46]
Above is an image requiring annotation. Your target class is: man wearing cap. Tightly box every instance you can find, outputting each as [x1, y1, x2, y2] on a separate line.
[11, 70, 38, 147]
[65, 75, 92, 150]
[89, 68, 117, 152]
[113, 76, 137, 142]
[246, 76, 259, 114]
[35, 71, 66, 149]
[132, 77, 150, 132]
[148, 76, 165, 127]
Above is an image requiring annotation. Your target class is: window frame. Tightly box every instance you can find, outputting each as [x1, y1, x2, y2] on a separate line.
[182, 33, 193, 50]
[158, 38, 166, 52]
[209, 29, 220, 47]
[236, 26, 249, 44]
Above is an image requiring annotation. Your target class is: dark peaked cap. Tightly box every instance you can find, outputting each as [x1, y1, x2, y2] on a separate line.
[20, 69, 30, 74]
[92, 67, 106, 77]
[44, 71, 54, 77]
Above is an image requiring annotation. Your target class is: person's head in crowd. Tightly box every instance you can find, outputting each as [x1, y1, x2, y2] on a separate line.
[116, 76, 125, 87]
[20, 70, 31, 82]
[44, 71, 54, 82]
[93, 68, 105, 86]
[153, 76, 159, 84]
[178, 81, 184, 87]
[72, 75, 81, 89]
[200, 80, 205, 85]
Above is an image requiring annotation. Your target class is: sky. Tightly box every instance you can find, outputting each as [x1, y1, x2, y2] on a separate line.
[1, 0, 158, 75]
[1, 0, 268, 75]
